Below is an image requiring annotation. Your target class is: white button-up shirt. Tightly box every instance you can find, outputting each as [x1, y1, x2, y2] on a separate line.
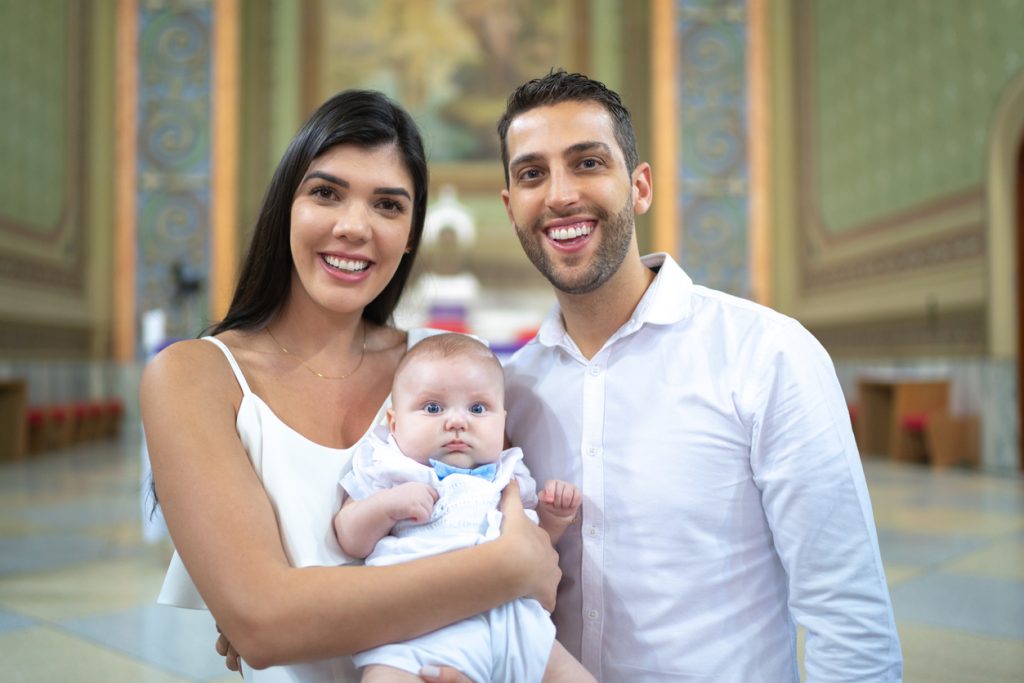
[504, 253, 902, 682]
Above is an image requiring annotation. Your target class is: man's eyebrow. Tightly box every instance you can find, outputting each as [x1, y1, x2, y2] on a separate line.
[565, 141, 612, 157]
[509, 142, 613, 171]
[508, 152, 543, 170]
[301, 171, 410, 199]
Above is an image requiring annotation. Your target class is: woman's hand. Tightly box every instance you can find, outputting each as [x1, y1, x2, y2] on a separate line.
[215, 623, 242, 674]
[497, 479, 562, 611]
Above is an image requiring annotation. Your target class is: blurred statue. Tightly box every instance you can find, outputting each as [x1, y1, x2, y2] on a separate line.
[414, 185, 479, 333]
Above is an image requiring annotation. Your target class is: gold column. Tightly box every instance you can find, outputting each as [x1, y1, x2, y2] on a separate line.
[211, 0, 240, 322]
[650, 0, 680, 257]
[747, 0, 772, 305]
[114, 0, 138, 361]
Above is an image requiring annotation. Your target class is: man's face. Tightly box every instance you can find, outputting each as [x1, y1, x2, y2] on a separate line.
[501, 101, 648, 295]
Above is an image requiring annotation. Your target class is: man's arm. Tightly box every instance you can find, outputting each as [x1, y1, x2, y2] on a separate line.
[750, 322, 903, 682]
[334, 482, 438, 559]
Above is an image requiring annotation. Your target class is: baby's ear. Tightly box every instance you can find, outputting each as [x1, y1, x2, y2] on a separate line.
[386, 408, 397, 432]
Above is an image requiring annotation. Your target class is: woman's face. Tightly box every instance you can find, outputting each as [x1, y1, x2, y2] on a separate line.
[288, 143, 414, 318]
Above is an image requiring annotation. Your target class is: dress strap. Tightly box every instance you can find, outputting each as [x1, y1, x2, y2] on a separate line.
[202, 336, 253, 395]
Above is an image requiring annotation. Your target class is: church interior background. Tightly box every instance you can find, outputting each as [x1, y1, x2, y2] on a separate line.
[1, 0, 1022, 679]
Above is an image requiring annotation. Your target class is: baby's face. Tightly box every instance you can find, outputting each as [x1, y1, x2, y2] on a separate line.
[387, 355, 506, 468]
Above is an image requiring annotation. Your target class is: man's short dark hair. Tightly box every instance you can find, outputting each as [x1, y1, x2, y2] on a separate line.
[497, 69, 639, 186]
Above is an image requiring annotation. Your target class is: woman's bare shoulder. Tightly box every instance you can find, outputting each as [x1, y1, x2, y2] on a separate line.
[146, 337, 219, 373]
[142, 335, 247, 399]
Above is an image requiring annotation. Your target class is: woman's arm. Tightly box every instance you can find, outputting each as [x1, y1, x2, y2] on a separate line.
[143, 341, 559, 669]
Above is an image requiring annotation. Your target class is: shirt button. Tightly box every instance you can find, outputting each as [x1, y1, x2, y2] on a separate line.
[587, 526, 599, 536]
[588, 609, 599, 620]
[588, 365, 601, 376]
[587, 446, 599, 456]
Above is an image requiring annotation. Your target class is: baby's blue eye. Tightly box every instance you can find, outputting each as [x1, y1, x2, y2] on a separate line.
[469, 403, 486, 415]
[424, 402, 442, 414]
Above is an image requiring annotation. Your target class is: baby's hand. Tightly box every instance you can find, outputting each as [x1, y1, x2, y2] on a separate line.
[538, 480, 581, 521]
[383, 482, 439, 523]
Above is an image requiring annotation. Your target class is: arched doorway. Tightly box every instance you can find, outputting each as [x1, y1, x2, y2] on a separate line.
[987, 71, 1024, 471]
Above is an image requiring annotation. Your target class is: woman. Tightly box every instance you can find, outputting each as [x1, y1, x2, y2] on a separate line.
[141, 90, 560, 681]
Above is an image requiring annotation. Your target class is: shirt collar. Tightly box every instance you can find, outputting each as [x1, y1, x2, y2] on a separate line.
[534, 252, 693, 349]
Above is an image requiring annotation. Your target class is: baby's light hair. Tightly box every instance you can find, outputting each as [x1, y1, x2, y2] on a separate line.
[395, 333, 504, 390]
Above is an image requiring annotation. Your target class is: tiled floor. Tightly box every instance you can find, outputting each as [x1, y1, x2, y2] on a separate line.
[1, 431, 1022, 681]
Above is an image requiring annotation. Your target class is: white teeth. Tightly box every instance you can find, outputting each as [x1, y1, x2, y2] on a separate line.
[323, 255, 369, 272]
[548, 224, 593, 241]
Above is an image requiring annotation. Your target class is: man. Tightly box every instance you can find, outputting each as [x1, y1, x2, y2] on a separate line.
[498, 69, 903, 682]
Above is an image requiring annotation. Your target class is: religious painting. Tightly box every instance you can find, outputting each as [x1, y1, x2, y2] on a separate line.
[313, 0, 586, 189]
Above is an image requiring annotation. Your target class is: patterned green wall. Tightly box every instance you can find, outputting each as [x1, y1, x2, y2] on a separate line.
[0, 0, 86, 293]
[813, 0, 1024, 233]
[0, 1, 68, 230]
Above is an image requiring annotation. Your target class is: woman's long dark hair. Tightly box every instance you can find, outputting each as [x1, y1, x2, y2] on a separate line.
[207, 90, 428, 335]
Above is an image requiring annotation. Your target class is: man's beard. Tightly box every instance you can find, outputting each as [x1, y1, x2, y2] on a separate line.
[514, 195, 634, 295]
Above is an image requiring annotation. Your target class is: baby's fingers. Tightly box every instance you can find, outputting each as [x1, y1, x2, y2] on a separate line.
[542, 480, 581, 511]
[563, 483, 581, 510]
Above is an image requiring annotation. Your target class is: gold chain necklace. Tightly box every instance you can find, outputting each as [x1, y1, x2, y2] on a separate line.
[265, 324, 367, 380]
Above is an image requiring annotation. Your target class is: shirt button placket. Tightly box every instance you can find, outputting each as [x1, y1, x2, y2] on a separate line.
[579, 357, 606, 679]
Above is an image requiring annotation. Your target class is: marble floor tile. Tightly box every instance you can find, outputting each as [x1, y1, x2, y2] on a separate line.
[4, 625, 192, 682]
[944, 539, 1024, 581]
[875, 529, 990, 567]
[60, 603, 229, 680]
[897, 621, 1024, 683]
[0, 533, 141, 576]
[8, 496, 138, 529]
[873, 505, 1024, 537]
[0, 555, 169, 621]
[0, 515, 45, 536]
[881, 563, 928, 586]
[890, 571, 1024, 639]
[0, 606, 36, 633]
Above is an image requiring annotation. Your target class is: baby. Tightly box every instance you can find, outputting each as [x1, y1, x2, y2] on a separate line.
[334, 333, 593, 683]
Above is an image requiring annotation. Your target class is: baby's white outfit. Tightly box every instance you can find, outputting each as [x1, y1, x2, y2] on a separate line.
[341, 427, 556, 682]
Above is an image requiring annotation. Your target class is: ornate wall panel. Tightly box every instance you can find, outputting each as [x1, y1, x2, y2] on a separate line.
[134, 0, 213, 345]
[795, 0, 1024, 293]
[676, 0, 750, 297]
[812, 308, 987, 358]
[0, 0, 88, 291]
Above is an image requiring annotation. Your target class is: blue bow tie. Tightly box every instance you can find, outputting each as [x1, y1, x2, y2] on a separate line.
[430, 459, 498, 482]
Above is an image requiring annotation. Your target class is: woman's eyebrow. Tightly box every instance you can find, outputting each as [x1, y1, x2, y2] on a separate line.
[301, 171, 410, 199]
[374, 186, 411, 199]
[302, 170, 349, 187]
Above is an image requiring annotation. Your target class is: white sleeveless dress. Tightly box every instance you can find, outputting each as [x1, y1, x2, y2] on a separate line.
[158, 330, 437, 682]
